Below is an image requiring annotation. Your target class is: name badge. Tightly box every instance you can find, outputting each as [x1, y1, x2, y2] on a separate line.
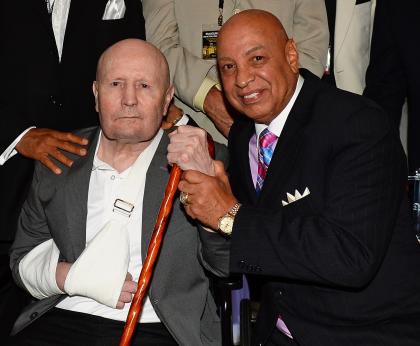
[202, 24, 219, 60]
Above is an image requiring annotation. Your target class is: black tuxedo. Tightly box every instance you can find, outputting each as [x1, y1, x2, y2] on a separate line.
[364, 0, 420, 174]
[0, 0, 144, 336]
[228, 71, 420, 345]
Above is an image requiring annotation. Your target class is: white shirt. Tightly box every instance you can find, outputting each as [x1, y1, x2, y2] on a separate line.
[56, 130, 162, 323]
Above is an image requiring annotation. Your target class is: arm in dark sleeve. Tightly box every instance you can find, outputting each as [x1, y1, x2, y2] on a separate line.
[9, 165, 54, 291]
[363, 0, 406, 126]
[198, 141, 230, 277]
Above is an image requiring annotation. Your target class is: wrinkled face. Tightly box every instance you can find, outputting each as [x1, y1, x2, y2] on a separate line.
[93, 48, 173, 144]
[217, 20, 299, 124]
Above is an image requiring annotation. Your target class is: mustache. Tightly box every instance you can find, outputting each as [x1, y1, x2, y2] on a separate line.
[115, 108, 142, 118]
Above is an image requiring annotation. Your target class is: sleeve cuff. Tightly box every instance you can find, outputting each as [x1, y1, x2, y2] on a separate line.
[193, 77, 221, 112]
[0, 126, 36, 165]
[19, 239, 63, 299]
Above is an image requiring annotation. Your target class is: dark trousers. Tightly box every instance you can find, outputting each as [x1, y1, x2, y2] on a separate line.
[0, 256, 31, 338]
[7, 308, 178, 346]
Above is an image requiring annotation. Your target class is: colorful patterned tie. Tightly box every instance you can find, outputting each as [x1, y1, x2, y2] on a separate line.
[256, 128, 278, 195]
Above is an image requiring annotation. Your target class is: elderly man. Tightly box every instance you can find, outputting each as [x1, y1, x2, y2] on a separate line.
[168, 10, 420, 346]
[8, 39, 228, 346]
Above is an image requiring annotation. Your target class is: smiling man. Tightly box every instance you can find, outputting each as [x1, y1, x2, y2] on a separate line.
[8, 39, 229, 346]
[168, 9, 420, 346]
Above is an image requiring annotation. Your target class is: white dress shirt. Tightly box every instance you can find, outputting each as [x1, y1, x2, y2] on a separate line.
[250, 76, 304, 185]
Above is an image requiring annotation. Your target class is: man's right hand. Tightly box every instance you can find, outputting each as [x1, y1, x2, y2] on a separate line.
[15, 128, 88, 174]
[203, 86, 236, 138]
[116, 272, 137, 309]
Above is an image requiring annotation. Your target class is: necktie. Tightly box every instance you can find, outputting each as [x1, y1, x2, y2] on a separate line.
[256, 128, 277, 194]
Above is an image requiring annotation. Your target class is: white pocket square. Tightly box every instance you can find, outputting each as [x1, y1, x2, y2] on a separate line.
[282, 187, 310, 206]
[103, 0, 126, 20]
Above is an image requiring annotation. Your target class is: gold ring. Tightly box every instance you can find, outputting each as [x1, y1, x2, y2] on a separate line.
[171, 114, 183, 126]
[179, 191, 189, 205]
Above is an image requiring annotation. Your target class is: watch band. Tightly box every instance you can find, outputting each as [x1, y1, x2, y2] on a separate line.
[218, 202, 241, 236]
[227, 202, 241, 217]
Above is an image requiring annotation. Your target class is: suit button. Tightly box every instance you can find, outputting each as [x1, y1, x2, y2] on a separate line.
[50, 95, 56, 105]
[30, 312, 38, 320]
[238, 260, 246, 269]
[153, 299, 159, 305]
[279, 291, 283, 296]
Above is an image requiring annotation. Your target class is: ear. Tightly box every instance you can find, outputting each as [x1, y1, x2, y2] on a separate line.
[162, 84, 175, 115]
[92, 81, 99, 113]
[285, 39, 299, 74]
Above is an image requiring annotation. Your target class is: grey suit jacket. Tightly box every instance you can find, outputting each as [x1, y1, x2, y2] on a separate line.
[10, 127, 230, 345]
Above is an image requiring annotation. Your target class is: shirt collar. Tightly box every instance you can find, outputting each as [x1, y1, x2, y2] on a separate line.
[92, 130, 112, 171]
[255, 75, 304, 139]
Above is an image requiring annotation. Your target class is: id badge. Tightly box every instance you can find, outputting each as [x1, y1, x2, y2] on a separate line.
[202, 24, 219, 60]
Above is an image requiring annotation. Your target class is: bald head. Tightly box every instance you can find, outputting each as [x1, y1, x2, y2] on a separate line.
[92, 38, 174, 147]
[96, 39, 170, 89]
[219, 9, 289, 46]
[217, 9, 299, 124]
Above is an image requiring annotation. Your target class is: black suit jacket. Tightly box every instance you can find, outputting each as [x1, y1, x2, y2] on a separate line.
[228, 72, 420, 345]
[0, 0, 145, 248]
[364, 0, 420, 174]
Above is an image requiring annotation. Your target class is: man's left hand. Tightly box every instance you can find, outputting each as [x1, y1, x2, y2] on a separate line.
[162, 103, 184, 129]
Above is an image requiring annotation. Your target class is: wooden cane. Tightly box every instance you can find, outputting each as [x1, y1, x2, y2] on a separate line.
[119, 134, 215, 346]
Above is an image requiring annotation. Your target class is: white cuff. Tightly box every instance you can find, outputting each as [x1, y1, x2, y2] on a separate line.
[19, 239, 63, 299]
[0, 127, 36, 165]
[64, 220, 130, 308]
[192, 77, 220, 112]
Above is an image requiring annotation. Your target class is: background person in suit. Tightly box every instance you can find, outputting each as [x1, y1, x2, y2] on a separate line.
[364, 0, 420, 174]
[8, 39, 229, 345]
[0, 0, 145, 336]
[143, 0, 329, 144]
[323, 0, 375, 94]
[168, 10, 420, 345]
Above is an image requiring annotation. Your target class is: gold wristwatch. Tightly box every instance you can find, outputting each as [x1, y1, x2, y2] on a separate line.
[218, 202, 241, 236]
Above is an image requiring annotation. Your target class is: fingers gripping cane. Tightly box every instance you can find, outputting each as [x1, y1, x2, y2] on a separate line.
[119, 126, 215, 346]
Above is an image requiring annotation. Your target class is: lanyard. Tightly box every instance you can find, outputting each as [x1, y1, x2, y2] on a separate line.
[218, 0, 240, 27]
[218, 0, 224, 26]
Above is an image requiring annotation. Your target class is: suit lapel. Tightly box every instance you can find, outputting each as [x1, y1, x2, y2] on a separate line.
[62, 0, 108, 59]
[260, 76, 317, 201]
[141, 132, 171, 260]
[232, 120, 259, 204]
[370, 0, 376, 42]
[63, 128, 100, 259]
[35, 0, 59, 59]
[335, 0, 356, 62]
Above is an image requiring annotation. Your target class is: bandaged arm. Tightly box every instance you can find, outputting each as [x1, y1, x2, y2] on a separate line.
[18, 220, 129, 308]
